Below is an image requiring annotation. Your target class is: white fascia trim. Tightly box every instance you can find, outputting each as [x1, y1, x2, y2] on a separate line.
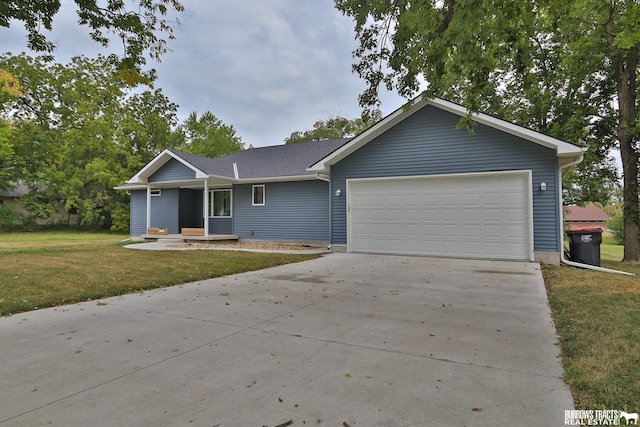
[235, 175, 322, 184]
[308, 96, 585, 172]
[127, 149, 209, 184]
[113, 184, 147, 191]
[308, 97, 424, 173]
[427, 98, 583, 156]
[118, 174, 322, 190]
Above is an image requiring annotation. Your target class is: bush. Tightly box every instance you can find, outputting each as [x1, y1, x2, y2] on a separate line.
[0, 204, 19, 231]
[607, 211, 624, 244]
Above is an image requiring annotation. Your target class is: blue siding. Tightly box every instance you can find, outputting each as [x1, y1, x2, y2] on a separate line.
[130, 190, 147, 236]
[331, 105, 560, 252]
[149, 158, 196, 182]
[210, 217, 232, 234]
[233, 180, 329, 242]
[130, 189, 180, 235]
[150, 188, 179, 233]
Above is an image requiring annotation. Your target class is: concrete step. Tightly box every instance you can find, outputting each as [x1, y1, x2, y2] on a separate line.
[157, 238, 185, 244]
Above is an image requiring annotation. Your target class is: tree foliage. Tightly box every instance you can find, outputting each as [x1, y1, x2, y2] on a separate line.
[0, 0, 184, 85]
[0, 53, 179, 229]
[335, 0, 640, 261]
[176, 111, 244, 158]
[0, 53, 244, 231]
[285, 110, 382, 144]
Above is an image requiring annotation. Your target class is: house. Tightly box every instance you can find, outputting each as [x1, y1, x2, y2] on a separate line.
[0, 183, 28, 207]
[116, 97, 585, 264]
[565, 205, 610, 230]
[0, 183, 73, 226]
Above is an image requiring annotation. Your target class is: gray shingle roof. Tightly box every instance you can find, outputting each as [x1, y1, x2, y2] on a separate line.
[168, 138, 350, 179]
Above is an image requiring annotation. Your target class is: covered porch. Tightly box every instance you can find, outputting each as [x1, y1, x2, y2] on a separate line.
[117, 176, 235, 238]
[114, 149, 238, 238]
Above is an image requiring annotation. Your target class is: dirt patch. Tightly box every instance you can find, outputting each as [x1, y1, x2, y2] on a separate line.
[167, 241, 322, 251]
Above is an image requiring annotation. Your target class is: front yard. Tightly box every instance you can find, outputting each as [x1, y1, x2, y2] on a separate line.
[0, 231, 317, 316]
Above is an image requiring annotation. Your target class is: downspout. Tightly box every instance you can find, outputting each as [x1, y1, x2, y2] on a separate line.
[558, 154, 634, 276]
[316, 172, 332, 249]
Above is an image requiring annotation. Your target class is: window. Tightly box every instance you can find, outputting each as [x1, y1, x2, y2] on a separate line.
[209, 189, 231, 217]
[252, 185, 265, 206]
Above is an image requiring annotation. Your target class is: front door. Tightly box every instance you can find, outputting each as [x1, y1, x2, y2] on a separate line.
[179, 189, 203, 230]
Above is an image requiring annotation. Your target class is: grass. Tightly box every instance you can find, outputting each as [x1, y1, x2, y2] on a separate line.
[0, 231, 318, 316]
[542, 232, 640, 411]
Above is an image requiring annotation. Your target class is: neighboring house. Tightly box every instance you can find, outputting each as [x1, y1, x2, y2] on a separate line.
[0, 183, 72, 226]
[565, 205, 611, 230]
[117, 97, 585, 264]
[0, 183, 28, 213]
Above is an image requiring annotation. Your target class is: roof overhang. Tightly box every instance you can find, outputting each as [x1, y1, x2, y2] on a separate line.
[114, 173, 323, 192]
[308, 96, 586, 173]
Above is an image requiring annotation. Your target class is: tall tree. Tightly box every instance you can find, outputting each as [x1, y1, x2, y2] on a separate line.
[284, 111, 382, 144]
[0, 0, 184, 85]
[177, 111, 244, 158]
[0, 69, 21, 191]
[335, 0, 640, 262]
[0, 53, 181, 229]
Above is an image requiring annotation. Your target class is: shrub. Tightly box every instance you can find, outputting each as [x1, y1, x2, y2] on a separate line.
[607, 211, 624, 244]
[0, 204, 19, 231]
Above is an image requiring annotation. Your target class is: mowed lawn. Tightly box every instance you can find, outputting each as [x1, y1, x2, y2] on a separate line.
[542, 233, 640, 411]
[0, 232, 317, 316]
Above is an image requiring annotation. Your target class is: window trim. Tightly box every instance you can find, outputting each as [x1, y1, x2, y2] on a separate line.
[209, 188, 232, 218]
[252, 184, 265, 206]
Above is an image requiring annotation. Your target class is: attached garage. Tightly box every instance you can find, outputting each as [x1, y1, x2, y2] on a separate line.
[347, 171, 533, 260]
[309, 97, 586, 264]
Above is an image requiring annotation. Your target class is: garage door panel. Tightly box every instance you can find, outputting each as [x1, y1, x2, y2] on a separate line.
[347, 172, 533, 261]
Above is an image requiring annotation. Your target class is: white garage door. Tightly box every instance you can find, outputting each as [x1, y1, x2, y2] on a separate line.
[347, 171, 533, 261]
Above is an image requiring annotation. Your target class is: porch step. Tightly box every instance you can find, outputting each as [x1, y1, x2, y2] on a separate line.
[157, 238, 186, 244]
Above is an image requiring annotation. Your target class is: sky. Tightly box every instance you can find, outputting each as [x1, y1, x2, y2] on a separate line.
[1, 0, 409, 148]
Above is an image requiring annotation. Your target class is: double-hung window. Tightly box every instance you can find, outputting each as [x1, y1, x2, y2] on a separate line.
[252, 185, 265, 206]
[209, 189, 232, 217]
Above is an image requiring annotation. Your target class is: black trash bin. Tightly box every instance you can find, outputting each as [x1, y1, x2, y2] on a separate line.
[566, 228, 603, 266]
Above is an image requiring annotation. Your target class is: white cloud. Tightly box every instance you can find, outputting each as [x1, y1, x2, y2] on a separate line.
[1, 0, 409, 147]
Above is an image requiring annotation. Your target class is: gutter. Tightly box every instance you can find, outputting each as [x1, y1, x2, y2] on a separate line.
[315, 173, 330, 182]
[558, 153, 635, 276]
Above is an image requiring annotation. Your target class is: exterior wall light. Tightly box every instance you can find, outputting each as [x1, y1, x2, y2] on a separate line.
[335, 189, 342, 197]
[540, 182, 547, 191]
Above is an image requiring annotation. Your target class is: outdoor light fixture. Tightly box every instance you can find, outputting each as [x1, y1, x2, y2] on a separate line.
[335, 189, 342, 197]
[540, 182, 547, 191]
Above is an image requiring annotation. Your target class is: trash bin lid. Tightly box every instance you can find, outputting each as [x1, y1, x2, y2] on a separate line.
[566, 227, 603, 234]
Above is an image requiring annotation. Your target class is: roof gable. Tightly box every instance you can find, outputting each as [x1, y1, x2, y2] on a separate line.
[308, 97, 586, 173]
[127, 149, 211, 184]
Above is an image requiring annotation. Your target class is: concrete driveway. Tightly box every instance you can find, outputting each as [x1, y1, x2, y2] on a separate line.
[0, 253, 573, 426]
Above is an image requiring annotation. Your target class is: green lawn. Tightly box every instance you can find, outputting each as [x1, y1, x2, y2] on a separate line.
[543, 232, 640, 410]
[0, 231, 318, 316]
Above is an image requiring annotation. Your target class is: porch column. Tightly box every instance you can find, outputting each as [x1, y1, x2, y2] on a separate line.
[146, 184, 151, 233]
[203, 179, 209, 236]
